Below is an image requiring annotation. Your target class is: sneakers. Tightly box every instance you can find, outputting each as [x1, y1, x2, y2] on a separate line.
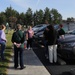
[27, 47, 33, 50]
[14, 65, 26, 70]
[14, 65, 19, 69]
[28, 47, 30, 50]
[20, 66, 26, 70]
[30, 48, 33, 50]
[45, 54, 49, 59]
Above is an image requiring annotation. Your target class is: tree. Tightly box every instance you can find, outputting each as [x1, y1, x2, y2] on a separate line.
[43, 7, 51, 24]
[18, 12, 25, 25]
[0, 6, 63, 28]
[33, 10, 39, 25]
[0, 12, 6, 24]
[9, 16, 17, 28]
[51, 9, 62, 24]
[33, 10, 44, 25]
[37, 9, 44, 24]
[5, 6, 19, 22]
[25, 8, 33, 27]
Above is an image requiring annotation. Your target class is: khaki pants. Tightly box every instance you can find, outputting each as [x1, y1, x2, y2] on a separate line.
[48, 45, 57, 63]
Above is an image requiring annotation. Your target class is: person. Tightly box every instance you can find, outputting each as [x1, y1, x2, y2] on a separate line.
[6, 22, 9, 34]
[43, 27, 49, 59]
[44, 25, 58, 63]
[26, 26, 34, 50]
[11, 24, 25, 70]
[58, 24, 65, 39]
[24, 29, 28, 49]
[0, 24, 7, 61]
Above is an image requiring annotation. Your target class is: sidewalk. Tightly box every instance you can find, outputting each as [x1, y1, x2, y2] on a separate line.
[7, 49, 51, 75]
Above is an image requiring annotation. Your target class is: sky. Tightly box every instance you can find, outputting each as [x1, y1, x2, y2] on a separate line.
[0, 0, 75, 20]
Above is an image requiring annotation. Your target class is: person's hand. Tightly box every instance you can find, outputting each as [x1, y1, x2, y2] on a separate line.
[5, 39, 7, 42]
[16, 43, 21, 48]
[14, 42, 16, 45]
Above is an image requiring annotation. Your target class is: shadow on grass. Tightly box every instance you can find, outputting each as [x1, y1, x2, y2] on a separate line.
[0, 65, 9, 68]
[4, 52, 12, 58]
[6, 47, 12, 49]
[0, 73, 7, 75]
[0, 48, 13, 75]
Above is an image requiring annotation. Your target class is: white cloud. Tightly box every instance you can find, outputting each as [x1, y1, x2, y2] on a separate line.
[10, 0, 40, 10]
[36, 0, 40, 6]
[10, 0, 30, 9]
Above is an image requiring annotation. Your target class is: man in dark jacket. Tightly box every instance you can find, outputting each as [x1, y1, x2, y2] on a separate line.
[11, 24, 25, 70]
[44, 24, 58, 63]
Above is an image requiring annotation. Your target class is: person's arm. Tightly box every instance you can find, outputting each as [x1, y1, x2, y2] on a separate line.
[21, 32, 25, 43]
[11, 32, 15, 43]
[26, 31, 28, 40]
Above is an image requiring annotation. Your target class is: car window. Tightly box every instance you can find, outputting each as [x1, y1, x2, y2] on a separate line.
[54, 25, 59, 30]
[72, 30, 75, 34]
[37, 25, 48, 31]
[33, 24, 44, 28]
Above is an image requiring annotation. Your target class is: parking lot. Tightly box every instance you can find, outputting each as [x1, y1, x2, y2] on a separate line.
[33, 42, 75, 75]
[31, 23, 75, 75]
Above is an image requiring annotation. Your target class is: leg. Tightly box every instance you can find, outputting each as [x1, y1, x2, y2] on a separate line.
[53, 45, 57, 63]
[14, 46, 18, 68]
[0, 42, 6, 60]
[48, 45, 53, 63]
[44, 40, 48, 55]
[30, 38, 33, 48]
[19, 48, 24, 68]
[27, 39, 30, 49]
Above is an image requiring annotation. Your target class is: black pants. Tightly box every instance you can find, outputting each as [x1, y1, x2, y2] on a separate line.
[27, 38, 33, 48]
[14, 46, 24, 68]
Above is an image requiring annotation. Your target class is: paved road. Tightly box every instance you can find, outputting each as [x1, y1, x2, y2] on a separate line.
[33, 42, 75, 75]
[7, 49, 51, 75]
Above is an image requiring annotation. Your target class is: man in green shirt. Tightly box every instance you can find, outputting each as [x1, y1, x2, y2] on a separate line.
[11, 24, 25, 70]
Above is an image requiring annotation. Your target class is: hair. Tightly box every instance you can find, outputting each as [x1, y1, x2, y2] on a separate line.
[0, 24, 6, 30]
[59, 24, 63, 28]
[47, 24, 55, 34]
[28, 26, 32, 30]
[2, 24, 6, 29]
[16, 24, 22, 30]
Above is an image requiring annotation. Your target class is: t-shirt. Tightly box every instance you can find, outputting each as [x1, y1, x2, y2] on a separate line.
[28, 30, 34, 38]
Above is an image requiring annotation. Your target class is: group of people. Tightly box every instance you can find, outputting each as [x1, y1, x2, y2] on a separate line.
[11, 24, 34, 70]
[0, 23, 34, 70]
[0, 23, 65, 70]
[43, 24, 65, 63]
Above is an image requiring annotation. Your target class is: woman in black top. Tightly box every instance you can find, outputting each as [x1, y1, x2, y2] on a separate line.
[44, 25, 58, 63]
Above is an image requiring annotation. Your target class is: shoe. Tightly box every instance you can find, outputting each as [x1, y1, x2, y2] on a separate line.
[25, 47, 27, 49]
[28, 47, 30, 50]
[1, 58, 6, 61]
[20, 66, 26, 70]
[14, 66, 18, 69]
[45, 54, 48, 59]
[30, 48, 33, 50]
[14, 65, 18, 69]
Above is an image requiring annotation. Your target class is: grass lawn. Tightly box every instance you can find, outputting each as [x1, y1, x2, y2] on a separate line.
[0, 30, 14, 75]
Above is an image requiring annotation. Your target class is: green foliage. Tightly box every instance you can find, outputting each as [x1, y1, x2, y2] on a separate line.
[0, 6, 63, 28]
[0, 12, 6, 24]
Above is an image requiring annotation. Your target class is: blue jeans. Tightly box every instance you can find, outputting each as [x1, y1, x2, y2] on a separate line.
[0, 42, 6, 60]
[14, 46, 24, 68]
